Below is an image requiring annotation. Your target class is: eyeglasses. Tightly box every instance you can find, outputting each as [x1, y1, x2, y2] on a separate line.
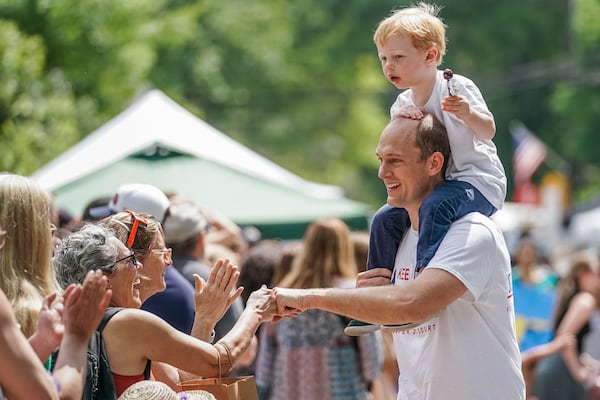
[124, 210, 148, 249]
[100, 251, 140, 272]
[0, 229, 6, 250]
[150, 247, 172, 264]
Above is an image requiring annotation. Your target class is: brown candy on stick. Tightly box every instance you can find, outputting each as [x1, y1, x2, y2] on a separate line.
[443, 68, 458, 96]
[443, 68, 453, 80]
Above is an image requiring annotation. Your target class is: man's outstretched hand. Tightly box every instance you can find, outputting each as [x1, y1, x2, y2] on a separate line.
[271, 288, 305, 322]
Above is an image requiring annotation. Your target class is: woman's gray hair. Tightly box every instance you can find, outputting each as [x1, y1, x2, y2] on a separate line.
[53, 223, 119, 289]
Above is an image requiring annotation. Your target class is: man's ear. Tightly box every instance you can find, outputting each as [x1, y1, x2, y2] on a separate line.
[428, 152, 445, 176]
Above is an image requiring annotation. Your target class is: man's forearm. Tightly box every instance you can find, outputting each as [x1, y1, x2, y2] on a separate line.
[302, 286, 413, 325]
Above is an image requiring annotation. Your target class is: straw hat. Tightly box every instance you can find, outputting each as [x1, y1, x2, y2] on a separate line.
[117, 380, 217, 400]
[118, 381, 178, 400]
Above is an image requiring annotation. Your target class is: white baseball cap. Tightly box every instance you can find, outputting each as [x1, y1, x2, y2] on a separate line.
[109, 183, 170, 222]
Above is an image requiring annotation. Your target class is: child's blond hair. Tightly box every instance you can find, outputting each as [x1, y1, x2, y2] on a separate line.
[373, 2, 447, 65]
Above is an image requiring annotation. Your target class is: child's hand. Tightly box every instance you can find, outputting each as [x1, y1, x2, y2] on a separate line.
[442, 95, 471, 121]
[356, 268, 393, 288]
[393, 104, 424, 120]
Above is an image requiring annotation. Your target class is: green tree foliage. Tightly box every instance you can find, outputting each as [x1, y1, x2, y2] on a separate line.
[546, 0, 600, 203]
[0, 20, 78, 174]
[0, 0, 598, 209]
[33, 0, 168, 130]
[151, 0, 398, 205]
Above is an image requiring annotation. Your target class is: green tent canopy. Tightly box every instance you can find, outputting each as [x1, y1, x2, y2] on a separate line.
[33, 90, 372, 239]
[54, 150, 371, 239]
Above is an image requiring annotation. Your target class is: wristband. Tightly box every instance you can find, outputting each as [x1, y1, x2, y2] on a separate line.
[44, 354, 52, 371]
[45, 370, 62, 392]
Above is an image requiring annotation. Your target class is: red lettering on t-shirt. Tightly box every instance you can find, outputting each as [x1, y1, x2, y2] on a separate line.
[398, 267, 411, 281]
[397, 323, 437, 335]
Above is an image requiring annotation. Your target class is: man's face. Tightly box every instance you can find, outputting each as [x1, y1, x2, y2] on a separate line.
[376, 118, 432, 209]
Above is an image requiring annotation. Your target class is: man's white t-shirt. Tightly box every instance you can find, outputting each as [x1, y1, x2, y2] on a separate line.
[391, 213, 525, 400]
[391, 70, 507, 210]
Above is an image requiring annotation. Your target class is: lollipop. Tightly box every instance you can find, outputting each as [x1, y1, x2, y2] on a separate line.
[443, 68, 458, 96]
[443, 68, 453, 80]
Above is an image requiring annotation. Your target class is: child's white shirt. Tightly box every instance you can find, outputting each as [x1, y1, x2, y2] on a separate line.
[390, 70, 507, 210]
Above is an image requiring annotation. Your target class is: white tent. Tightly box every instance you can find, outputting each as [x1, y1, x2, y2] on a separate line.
[31, 90, 371, 239]
[33, 89, 342, 199]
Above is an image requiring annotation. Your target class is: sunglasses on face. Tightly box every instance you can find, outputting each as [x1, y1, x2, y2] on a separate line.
[124, 210, 148, 249]
[99, 251, 140, 272]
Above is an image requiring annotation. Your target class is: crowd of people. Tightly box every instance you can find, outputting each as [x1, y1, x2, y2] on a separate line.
[0, 172, 388, 399]
[3, 3, 600, 400]
[4, 170, 600, 400]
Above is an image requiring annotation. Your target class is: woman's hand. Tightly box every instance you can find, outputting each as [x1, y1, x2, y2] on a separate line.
[246, 285, 277, 322]
[29, 270, 110, 361]
[194, 258, 243, 325]
[62, 270, 111, 339]
[30, 293, 65, 356]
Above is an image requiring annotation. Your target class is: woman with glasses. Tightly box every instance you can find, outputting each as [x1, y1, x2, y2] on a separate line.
[102, 211, 184, 305]
[104, 210, 246, 386]
[53, 223, 276, 397]
[103, 211, 172, 303]
[103, 210, 241, 340]
[0, 221, 112, 399]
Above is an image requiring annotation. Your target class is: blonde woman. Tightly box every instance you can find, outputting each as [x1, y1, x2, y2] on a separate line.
[255, 218, 383, 400]
[0, 222, 112, 399]
[0, 173, 61, 337]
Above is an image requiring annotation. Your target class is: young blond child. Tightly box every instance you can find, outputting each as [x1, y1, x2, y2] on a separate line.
[346, 2, 507, 336]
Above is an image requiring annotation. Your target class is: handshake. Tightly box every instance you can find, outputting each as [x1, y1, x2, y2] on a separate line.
[240, 265, 393, 324]
[245, 286, 311, 323]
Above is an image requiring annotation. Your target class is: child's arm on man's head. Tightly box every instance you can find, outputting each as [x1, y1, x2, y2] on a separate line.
[392, 104, 426, 121]
[442, 95, 496, 140]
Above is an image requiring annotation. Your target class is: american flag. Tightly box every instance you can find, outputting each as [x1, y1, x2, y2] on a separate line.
[510, 121, 547, 184]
